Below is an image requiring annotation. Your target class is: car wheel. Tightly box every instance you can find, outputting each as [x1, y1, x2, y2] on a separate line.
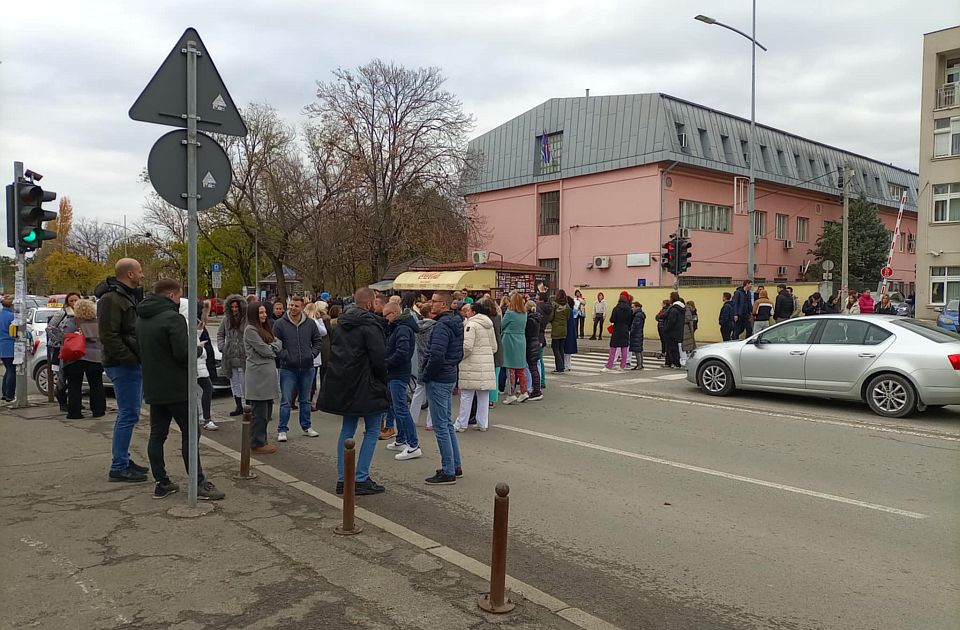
[33, 363, 50, 397]
[865, 373, 917, 418]
[697, 360, 734, 396]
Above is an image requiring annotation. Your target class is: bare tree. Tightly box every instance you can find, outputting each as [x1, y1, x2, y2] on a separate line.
[66, 218, 124, 264]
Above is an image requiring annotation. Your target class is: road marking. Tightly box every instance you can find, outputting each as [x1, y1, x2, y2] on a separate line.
[562, 384, 960, 443]
[655, 373, 688, 381]
[592, 377, 654, 387]
[495, 424, 929, 519]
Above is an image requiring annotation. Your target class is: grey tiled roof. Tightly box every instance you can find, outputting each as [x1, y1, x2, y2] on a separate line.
[465, 93, 918, 212]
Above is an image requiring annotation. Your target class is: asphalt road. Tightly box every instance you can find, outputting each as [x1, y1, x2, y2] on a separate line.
[197, 352, 960, 630]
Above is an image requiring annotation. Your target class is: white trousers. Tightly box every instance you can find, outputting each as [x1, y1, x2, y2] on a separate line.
[409, 381, 433, 428]
[456, 389, 490, 430]
[230, 368, 245, 398]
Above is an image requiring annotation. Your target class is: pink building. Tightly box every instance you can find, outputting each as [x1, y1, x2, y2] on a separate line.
[466, 94, 918, 294]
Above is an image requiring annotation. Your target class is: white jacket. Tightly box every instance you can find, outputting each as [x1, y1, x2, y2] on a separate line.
[458, 313, 498, 391]
[312, 317, 328, 367]
[179, 298, 209, 378]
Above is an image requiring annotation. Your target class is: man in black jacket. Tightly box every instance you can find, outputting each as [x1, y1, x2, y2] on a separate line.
[318, 288, 388, 496]
[137, 279, 224, 501]
[664, 291, 686, 369]
[96, 258, 148, 483]
[273, 295, 323, 442]
[774, 284, 794, 323]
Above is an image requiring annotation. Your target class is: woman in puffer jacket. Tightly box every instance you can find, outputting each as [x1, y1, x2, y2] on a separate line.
[454, 301, 498, 432]
[524, 301, 544, 401]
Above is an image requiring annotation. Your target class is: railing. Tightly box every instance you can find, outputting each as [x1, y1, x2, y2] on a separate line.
[936, 84, 958, 109]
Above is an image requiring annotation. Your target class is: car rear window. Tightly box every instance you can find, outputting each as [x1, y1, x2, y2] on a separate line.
[891, 319, 960, 342]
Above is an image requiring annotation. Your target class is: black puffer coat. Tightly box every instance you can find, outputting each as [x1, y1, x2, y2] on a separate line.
[524, 310, 542, 363]
[628, 309, 645, 353]
[317, 307, 388, 417]
[608, 296, 633, 347]
[664, 302, 686, 341]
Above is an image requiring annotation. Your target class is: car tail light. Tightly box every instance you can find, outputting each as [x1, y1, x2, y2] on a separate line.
[33, 340, 40, 355]
[949, 355, 960, 370]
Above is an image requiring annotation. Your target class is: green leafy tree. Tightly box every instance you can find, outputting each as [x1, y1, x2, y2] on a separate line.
[808, 195, 891, 290]
[43, 250, 107, 294]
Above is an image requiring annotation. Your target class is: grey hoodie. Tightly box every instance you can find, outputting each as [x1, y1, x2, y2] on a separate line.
[413, 317, 438, 379]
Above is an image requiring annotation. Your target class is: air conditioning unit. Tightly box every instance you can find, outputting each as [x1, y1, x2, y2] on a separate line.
[777, 266, 788, 276]
[471, 251, 488, 265]
[594, 255, 611, 269]
[678, 133, 687, 148]
[783, 240, 794, 249]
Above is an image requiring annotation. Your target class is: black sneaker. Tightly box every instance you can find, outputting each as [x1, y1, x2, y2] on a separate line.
[467, 417, 477, 425]
[426, 471, 457, 485]
[335, 481, 344, 495]
[128, 459, 149, 474]
[108, 467, 148, 483]
[355, 479, 386, 495]
[152, 479, 179, 499]
[197, 480, 225, 501]
[435, 467, 464, 478]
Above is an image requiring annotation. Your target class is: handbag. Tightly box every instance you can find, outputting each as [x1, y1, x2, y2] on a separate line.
[60, 332, 87, 362]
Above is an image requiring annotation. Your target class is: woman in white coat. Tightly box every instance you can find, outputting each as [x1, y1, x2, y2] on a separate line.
[454, 300, 498, 432]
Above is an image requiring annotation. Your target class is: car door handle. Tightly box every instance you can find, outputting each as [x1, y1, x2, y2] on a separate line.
[789, 350, 806, 355]
[858, 353, 876, 358]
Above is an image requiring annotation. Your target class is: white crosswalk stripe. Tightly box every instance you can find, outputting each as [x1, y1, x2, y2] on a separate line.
[566, 353, 664, 374]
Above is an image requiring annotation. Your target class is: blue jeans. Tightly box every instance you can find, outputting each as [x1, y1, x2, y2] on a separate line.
[1, 357, 15, 400]
[105, 365, 143, 472]
[426, 380, 461, 476]
[389, 379, 418, 450]
[279, 367, 315, 432]
[337, 415, 381, 482]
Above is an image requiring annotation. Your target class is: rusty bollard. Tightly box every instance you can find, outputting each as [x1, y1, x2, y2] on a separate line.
[335, 439, 362, 535]
[478, 483, 515, 613]
[233, 407, 257, 480]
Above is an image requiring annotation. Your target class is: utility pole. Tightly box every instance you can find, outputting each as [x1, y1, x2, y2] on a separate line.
[12, 162, 28, 409]
[840, 163, 852, 306]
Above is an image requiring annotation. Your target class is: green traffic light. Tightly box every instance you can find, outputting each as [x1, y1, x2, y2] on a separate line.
[23, 230, 38, 243]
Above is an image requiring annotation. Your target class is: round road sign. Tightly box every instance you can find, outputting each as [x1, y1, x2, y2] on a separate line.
[147, 129, 232, 210]
[821, 259, 835, 271]
[881, 266, 894, 278]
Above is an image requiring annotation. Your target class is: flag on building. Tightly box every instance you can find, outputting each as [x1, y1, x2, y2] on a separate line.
[540, 130, 551, 165]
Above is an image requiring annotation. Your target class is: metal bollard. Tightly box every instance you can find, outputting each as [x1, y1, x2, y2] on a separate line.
[233, 407, 257, 480]
[335, 439, 362, 535]
[478, 483, 515, 613]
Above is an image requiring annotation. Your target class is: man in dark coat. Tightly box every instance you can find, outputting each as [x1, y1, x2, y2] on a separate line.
[421, 291, 464, 485]
[273, 295, 323, 441]
[136, 279, 224, 501]
[664, 291, 686, 369]
[774, 284, 794, 322]
[383, 302, 421, 461]
[318, 288, 389, 496]
[719, 292, 735, 341]
[604, 292, 633, 371]
[731, 280, 754, 339]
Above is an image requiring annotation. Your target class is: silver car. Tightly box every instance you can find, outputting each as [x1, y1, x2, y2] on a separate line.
[686, 315, 960, 418]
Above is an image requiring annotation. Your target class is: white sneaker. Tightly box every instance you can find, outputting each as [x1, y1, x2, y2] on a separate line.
[395, 446, 422, 460]
[477, 426, 488, 432]
[517, 393, 529, 403]
[600, 367, 614, 373]
[277, 432, 288, 442]
[203, 420, 218, 431]
[302, 428, 319, 437]
[455, 426, 466, 433]
[386, 440, 406, 451]
[503, 395, 517, 405]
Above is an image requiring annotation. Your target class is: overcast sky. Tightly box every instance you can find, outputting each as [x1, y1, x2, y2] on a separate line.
[1, 0, 957, 238]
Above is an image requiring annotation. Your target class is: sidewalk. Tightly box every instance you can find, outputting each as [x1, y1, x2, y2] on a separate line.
[0, 404, 585, 630]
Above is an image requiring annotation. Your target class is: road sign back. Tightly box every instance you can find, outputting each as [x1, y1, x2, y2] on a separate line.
[148, 129, 232, 210]
[130, 28, 248, 137]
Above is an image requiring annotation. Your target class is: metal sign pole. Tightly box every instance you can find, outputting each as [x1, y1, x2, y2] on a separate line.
[12, 161, 28, 409]
[184, 39, 200, 507]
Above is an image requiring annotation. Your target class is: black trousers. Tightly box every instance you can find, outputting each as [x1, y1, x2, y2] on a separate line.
[720, 323, 734, 341]
[591, 315, 604, 339]
[664, 336, 682, 368]
[64, 360, 106, 418]
[734, 317, 753, 339]
[551, 339, 565, 372]
[198, 377, 213, 421]
[148, 400, 205, 484]
[577, 317, 585, 338]
[250, 399, 274, 447]
[527, 357, 542, 395]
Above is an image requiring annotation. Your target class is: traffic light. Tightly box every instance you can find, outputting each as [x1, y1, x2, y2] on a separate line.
[677, 238, 693, 274]
[661, 235, 677, 274]
[6, 178, 57, 252]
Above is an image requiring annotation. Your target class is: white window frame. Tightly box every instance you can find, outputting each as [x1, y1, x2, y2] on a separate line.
[775, 213, 789, 241]
[934, 116, 960, 158]
[888, 183, 906, 200]
[753, 210, 767, 240]
[796, 216, 810, 243]
[679, 200, 733, 233]
[947, 58, 960, 85]
[933, 182, 960, 223]
[930, 266, 960, 305]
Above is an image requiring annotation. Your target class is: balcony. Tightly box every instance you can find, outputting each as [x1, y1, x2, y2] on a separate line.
[936, 83, 959, 110]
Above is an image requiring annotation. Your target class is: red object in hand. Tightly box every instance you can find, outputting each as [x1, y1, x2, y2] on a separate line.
[607, 324, 614, 334]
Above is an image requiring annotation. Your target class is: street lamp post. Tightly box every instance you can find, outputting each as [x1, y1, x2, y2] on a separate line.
[105, 215, 151, 258]
[696, 6, 767, 283]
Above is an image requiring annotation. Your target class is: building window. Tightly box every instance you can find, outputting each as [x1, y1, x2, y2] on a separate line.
[775, 213, 789, 240]
[537, 132, 562, 175]
[907, 233, 916, 253]
[933, 182, 960, 223]
[537, 258, 559, 291]
[698, 128, 712, 159]
[680, 200, 732, 233]
[933, 117, 960, 158]
[809, 158, 819, 179]
[740, 140, 750, 166]
[777, 150, 789, 175]
[897, 232, 905, 253]
[538, 191, 560, 235]
[930, 266, 960, 305]
[793, 153, 805, 178]
[889, 183, 906, 201]
[720, 134, 735, 163]
[676, 123, 689, 152]
[948, 58, 960, 84]
[760, 145, 774, 172]
[753, 211, 767, 240]
[796, 216, 810, 243]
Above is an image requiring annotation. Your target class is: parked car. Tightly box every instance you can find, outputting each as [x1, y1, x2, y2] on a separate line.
[29, 339, 232, 397]
[936, 299, 959, 333]
[206, 297, 224, 316]
[25, 307, 62, 347]
[687, 315, 960, 418]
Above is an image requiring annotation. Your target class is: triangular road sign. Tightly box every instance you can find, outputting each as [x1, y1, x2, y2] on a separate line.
[130, 27, 248, 137]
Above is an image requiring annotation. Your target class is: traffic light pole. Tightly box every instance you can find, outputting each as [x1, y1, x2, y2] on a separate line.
[184, 38, 200, 508]
[12, 162, 28, 409]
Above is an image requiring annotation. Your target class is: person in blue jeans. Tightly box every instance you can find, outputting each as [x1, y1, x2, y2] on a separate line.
[421, 291, 464, 485]
[272, 295, 322, 443]
[95, 259, 149, 483]
[382, 302, 421, 461]
[317, 288, 389, 496]
[0, 298, 15, 403]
